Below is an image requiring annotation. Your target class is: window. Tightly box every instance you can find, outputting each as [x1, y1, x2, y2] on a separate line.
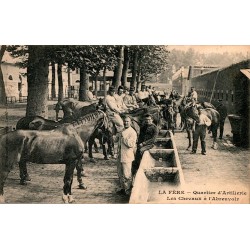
[221, 90, 223, 100]
[226, 91, 228, 101]
[231, 90, 234, 102]
[217, 90, 220, 99]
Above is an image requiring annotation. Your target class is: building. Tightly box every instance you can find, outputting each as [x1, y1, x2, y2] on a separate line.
[172, 67, 189, 95]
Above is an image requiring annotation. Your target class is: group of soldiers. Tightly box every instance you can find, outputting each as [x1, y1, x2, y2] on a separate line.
[86, 85, 157, 196]
[85, 84, 228, 196]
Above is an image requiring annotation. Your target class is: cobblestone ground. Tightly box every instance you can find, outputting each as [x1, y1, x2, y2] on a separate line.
[0, 102, 249, 204]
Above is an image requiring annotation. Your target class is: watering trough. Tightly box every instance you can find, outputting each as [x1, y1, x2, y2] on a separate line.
[129, 130, 185, 204]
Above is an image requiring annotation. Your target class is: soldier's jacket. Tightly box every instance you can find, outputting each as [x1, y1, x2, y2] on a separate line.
[138, 123, 159, 147]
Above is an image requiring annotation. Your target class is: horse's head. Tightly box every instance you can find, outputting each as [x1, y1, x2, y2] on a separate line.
[185, 104, 199, 122]
[96, 98, 107, 112]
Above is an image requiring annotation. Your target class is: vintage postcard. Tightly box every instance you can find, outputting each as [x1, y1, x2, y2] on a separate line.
[0, 45, 249, 204]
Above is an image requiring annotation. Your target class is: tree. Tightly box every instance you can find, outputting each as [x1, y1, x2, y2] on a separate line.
[25, 46, 49, 117]
[121, 46, 130, 87]
[130, 46, 139, 89]
[112, 46, 124, 90]
[57, 62, 64, 101]
[0, 45, 7, 105]
[51, 61, 56, 99]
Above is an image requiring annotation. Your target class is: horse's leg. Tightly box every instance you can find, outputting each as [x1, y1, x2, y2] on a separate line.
[186, 129, 192, 150]
[19, 160, 31, 185]
[62, 161, 76, 203]
[211, 125, 218, 149]
[84, 141, 88, 153]
[0, 170, 9, 203]
[76, 162, 87, 190]
[88, 136, 96, 163]
[99, 136, 109, 160]
[94, 141, 99, 153]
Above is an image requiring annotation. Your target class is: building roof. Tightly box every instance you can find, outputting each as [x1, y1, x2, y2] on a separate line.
[172, 68, 189, 81]
[240, 69, 250, 80]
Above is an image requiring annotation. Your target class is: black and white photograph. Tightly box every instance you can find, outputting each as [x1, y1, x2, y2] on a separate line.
[0, 44, 249, 204]
[0, 1, 249, 250]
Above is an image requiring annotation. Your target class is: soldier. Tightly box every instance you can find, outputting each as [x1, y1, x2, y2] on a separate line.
[105, 86, 124, 132]
[123, 87, 139, 110]
[116, 116, 137, 195]
[132, 114, 159, 176]
[191, 106, 211, 155]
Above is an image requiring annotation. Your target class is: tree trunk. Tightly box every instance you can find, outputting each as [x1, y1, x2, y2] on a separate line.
[94, 72, 99, 97]
[136, 58, 142, 91]
[79, 66, 88, 101]
[0, 45, 7, 105]
[112, 46, 124, 90]
[103, 67, 107, 102]
[131, 48, 138, 89]
[67, 66, 71, 98]
[121, 46, 129, 87]
[67, 66, 71, 87]
[51, 61, 56, 99]
[57, 62, 63, 102]
[26, 46, 49, 118]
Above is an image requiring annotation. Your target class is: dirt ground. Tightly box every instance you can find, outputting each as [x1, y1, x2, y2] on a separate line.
[0, 102, 249, 204]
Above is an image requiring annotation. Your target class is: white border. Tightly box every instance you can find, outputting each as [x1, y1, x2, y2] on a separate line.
[1, 1, 249, 250]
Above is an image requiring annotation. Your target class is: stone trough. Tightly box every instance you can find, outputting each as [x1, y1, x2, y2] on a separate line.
[129, 130, 185, 204]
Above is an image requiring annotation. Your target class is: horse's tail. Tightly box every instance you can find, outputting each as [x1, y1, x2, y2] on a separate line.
[0, 131, 27, 196]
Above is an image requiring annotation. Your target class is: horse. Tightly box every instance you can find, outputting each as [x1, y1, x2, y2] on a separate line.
[162, 105, 176, 134]
[16, 101, 112, 163]
[55, 98, 104, 120]
[184, 104, 220, 149]
[0, 110, 109, 204]
[123, 106, 162, 128]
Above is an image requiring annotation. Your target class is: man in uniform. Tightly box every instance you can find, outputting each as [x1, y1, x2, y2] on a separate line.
[132, 114, 159, 176]
[105, 86, 124, 132]
[114, 86, 128, 113]
[190, 87, 198, 102]
[191, 106, 211, 155]
[123, 87, 139, 110]
[116, 116, 137, 195]
[137, 85, 149, 103]
[86, 86, 96, 101]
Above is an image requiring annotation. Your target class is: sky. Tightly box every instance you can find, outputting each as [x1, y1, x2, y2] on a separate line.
[168, 45, 250, 56]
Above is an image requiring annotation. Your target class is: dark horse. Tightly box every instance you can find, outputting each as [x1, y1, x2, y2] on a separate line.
[162, 105, 176, 134]
[54, 98, 110, 160]
[184, 104, 220, 149]
[123, 106, 162, 128]
[55, 98, 105, 120]
[16, 100, 112, 162]
[0, 111, 110, 204]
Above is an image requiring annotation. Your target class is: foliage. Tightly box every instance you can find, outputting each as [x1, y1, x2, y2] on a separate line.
[137, 45, 169, 83]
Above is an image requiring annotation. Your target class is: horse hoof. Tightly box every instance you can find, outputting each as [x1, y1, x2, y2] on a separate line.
[62, 194, 69, 204]
[90, 158, 96, 163]
[24, 175, 31, 181]
[68, 195, 75, 203]
[20, 180, 27, 185]
[104, 157, 109, 160]
[79, 184, 87, 190]
[0, 195, 5, 204]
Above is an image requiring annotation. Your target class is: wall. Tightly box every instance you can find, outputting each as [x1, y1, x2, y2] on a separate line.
[2, 62, 27, 101]
[190, 60, 250, 114]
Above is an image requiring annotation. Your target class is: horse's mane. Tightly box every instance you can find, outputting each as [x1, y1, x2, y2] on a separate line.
[71, 110, 105, 127]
